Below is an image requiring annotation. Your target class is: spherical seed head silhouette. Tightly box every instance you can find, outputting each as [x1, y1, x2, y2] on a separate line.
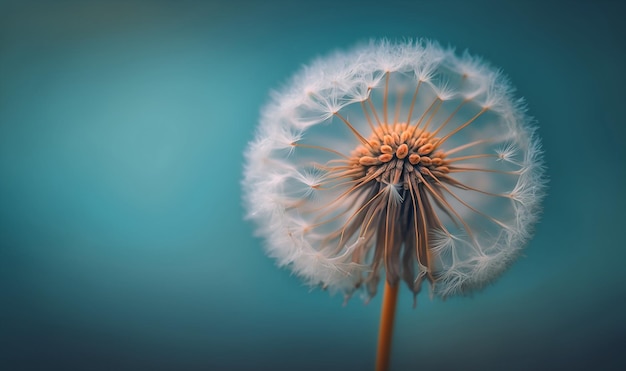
[243, 39, 546, 303]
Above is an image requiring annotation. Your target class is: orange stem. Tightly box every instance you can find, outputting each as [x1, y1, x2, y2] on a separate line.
[376, 281, 399, 371]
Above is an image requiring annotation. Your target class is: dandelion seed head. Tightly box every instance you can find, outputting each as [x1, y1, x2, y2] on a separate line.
[243, 39, 546, 302]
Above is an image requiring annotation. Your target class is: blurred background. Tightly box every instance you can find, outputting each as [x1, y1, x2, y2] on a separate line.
[1, 1, 624, 370]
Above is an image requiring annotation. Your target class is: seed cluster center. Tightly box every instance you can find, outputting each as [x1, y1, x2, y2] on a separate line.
[350, 123, 450, 185]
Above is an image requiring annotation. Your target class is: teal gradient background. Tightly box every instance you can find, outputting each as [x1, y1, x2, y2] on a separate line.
[1, 1, 624, 370]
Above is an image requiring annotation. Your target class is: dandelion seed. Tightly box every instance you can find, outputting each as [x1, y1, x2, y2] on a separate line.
[242, 39, 546, 371]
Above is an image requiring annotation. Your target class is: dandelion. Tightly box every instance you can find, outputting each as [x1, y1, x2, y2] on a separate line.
[243, 39, 546, 371]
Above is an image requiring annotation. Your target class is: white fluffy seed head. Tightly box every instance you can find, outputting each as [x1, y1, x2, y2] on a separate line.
[243, 39, 546, 303]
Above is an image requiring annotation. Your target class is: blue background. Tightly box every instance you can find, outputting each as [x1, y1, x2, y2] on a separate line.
[1, 1, 624, 370]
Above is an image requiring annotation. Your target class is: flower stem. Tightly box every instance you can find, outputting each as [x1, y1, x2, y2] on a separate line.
[376, 281, 399, 371]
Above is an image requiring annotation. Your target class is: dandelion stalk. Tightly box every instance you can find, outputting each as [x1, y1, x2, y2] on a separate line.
[376, 281, 399, 371]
